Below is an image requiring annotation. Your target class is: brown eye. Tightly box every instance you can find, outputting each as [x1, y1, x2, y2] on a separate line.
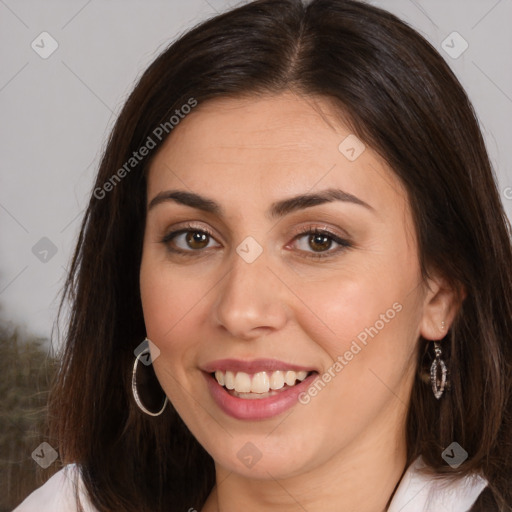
[161, 227, 220, 253]
[185, 231, 210, 250]
[308, 233, 332, 252]
[291, 228, 352, 259]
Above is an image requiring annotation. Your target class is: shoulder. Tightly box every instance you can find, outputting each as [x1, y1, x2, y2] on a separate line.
[388, 456, 489, 512]
[12, 464, 98, 512]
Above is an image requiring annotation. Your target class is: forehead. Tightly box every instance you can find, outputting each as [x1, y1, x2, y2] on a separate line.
[147, 92, 407, 217]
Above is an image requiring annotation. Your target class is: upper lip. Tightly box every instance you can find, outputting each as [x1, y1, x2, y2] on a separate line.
[201, 358, 318, 374]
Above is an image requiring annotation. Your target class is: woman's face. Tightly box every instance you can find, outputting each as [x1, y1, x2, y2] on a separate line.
[140, 92, 446, 479]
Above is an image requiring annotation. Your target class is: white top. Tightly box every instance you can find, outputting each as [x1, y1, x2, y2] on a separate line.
[13, 456, 488, 512]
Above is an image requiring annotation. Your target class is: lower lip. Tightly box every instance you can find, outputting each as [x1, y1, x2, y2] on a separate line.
[203, 371, 318, 420]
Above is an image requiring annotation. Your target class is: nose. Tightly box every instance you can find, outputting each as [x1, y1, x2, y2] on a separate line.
[211, 247, 289, 340]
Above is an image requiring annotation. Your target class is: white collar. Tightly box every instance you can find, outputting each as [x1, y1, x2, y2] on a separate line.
[388, 456, 488, 512]
[15, 457, 488, 512]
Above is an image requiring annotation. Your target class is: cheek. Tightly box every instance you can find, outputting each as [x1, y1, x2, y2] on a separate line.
[139, 250, 221, 393]
[139, 261, 200, 407]
[140, 249, 206, 340]
[295, 259, 414, 345]
[140, 267, 173, 338]
[303, 290, 399, 392]
[139, 254, 194, 375]
[293, 276, 420, 434]
[293, 250, 422, 403]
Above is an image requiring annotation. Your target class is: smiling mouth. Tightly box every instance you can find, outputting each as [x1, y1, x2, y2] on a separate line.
[211, 369, 316, 399]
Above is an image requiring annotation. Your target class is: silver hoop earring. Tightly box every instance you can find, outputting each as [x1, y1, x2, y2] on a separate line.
[430, 341, 448, 400]
[132, 341, 168, 417]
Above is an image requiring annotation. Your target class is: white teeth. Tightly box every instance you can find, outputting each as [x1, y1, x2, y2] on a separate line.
[296, 371, 308, 381]
[215, 370, 224, 386]
[284, 370, 297, 386]
[214, 369, 311, 394]
[251, 372, 270, 393]
[269, 370, 285, 390]
[234, 371, 252, 392]
[224, 371, 235, 390]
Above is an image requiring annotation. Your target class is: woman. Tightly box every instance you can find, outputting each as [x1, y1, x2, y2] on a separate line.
[14, 0, 512, 510]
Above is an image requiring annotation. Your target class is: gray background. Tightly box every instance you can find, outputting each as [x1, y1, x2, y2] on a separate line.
[1, 0, 511, 344]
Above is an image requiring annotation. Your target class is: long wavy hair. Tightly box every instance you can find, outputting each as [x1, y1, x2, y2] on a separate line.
[47, 0, 512, 510]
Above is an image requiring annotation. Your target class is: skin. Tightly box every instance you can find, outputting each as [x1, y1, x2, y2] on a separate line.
[139, 91, 459, 512]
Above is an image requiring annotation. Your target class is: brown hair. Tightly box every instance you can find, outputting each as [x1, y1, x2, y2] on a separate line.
[48, 0, 512, 510]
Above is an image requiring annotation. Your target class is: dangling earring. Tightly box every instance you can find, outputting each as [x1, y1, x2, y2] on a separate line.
[132, 339, 168, 416]
[430, 322, 448, 399]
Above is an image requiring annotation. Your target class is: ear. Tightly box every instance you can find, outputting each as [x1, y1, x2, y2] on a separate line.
[419, 272, 465, 340]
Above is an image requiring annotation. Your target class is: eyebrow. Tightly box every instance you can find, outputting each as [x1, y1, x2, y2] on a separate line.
[147, 188, 374, 219]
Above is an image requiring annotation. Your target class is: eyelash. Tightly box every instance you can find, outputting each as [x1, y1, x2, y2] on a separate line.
[160, 222, 352, 259]
[291, 226, 352, 258]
